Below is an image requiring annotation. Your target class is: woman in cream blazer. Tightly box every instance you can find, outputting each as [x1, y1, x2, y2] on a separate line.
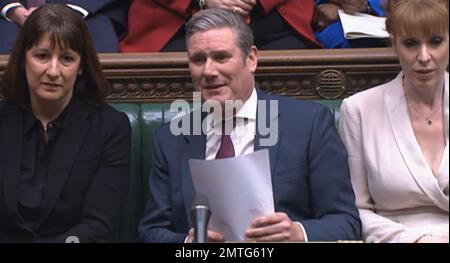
[339, 72, 448, 242]
[338, 0, 449, 243]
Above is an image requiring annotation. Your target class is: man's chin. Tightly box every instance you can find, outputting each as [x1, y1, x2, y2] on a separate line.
[202, 97, 227, 106]
[201, 92, 229, 105]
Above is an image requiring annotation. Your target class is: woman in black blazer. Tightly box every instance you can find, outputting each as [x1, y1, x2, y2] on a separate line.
[0, 4, 131, 242]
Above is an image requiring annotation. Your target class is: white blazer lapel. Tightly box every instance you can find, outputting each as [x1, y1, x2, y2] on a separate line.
[436, 72, 449, 205]
[444, 72, 449, 144]
[385, 72, 449, 211]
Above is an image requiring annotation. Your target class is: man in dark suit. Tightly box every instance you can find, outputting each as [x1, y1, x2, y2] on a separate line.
[0, 0, 130, 53]
[138, 8, 361, 243]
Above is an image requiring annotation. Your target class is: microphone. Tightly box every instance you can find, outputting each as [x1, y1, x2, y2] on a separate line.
[190, 195, 211, 243]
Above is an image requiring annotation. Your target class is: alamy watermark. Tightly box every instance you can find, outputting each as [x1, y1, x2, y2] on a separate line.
[169, 92, 279, 147]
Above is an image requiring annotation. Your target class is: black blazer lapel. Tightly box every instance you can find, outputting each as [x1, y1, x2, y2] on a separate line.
[37, 99, 95, 225]
[1, 103, 25, 222]
[254, 89, 281, 178]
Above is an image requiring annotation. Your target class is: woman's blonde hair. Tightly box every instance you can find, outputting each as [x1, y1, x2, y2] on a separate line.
[385, 0, 449, 38]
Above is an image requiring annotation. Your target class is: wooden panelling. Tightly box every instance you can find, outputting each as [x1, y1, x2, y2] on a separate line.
[0, 48, 401, 103]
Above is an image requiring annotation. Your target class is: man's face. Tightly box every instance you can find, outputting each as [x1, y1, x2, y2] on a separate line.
[187, 27, 257, 106]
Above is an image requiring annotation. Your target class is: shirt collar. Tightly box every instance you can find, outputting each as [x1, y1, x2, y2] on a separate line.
[22, 97, 74, 134]
[23, 106, 39, 135]
[235, 87, 257, 121]
[206, 87, 257, 131]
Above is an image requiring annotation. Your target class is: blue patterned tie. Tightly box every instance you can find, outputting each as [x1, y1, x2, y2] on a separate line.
[27, 0, 46, 8]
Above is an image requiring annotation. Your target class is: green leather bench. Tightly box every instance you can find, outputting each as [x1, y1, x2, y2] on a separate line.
[0, 99, 342, 242]
[1, 49, 400, 242]
[110, 99, 343, 242]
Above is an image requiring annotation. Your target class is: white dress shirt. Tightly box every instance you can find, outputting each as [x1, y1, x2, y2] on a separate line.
[205, 88, 257, 160]
[203, 88, 309, 241]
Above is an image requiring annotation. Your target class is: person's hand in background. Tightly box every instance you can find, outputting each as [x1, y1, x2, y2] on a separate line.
[207, 0, 257, 16]
[6, 6, 31, 26]
[313, 3, 340, 31]
[341, 0, 368, 14]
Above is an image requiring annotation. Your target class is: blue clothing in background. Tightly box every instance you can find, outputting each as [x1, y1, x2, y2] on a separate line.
[315, 0, 386, 48]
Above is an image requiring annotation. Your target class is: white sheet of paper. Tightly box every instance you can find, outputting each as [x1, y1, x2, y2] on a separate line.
[338, 9, 389, 39]
[189, 149, 274, 241]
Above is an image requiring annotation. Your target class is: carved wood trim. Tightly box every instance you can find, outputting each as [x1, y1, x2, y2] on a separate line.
[0, 48, 400, 103]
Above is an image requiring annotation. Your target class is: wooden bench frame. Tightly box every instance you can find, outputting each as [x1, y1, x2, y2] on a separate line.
[0, 48, 400, 103]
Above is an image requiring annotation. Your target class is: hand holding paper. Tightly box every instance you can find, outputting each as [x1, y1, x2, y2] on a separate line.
[189, 149, 274, 241]
[246, 212, 305, 242]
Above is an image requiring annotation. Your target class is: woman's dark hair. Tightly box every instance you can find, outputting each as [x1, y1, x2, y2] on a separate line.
[0, 3, 108, 106]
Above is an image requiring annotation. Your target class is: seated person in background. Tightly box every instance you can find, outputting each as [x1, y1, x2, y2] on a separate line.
[313, 0, 386, 48]
[138, 8, 360, 243]
[120, 0, 321, 52]
[339, 0, 448, 242]
[0, 0, 130, 54]
[0, 4, 131, 242]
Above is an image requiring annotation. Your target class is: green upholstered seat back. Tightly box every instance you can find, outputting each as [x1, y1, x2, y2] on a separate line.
[109, 103, 142, 242]
[108, 99, 344, 242]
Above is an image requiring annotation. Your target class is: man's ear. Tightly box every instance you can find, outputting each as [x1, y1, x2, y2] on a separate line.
[247, 45, 258, 73]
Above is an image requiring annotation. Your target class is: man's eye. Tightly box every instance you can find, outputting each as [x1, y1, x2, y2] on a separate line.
[215, 54, 229, 62]
[190, 56, 205, 64]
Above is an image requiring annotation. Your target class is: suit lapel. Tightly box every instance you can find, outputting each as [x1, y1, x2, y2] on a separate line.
[181, 133, 206, 223]
[386, 72, 449, 211]
[254, 90, 281, 178]
[181, 111, 207, 222]
[37, 99, 94, 225]
[444, 73, 449, 145]
[1, 103, 25, 222]
[437, 73, 449, 204]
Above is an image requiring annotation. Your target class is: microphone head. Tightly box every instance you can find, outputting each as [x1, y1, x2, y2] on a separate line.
[190, 194, 211, 243]
[192, 194, 210, 209]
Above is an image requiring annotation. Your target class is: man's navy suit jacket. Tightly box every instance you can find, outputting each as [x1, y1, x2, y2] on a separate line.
[139, 89, 361, 242]
[0, 0, 130, 53]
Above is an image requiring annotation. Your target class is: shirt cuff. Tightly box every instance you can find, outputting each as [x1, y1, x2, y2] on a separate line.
[2, 3, 23, 22]
[296, 222, 308, 242]
[1, 3, 88, 22]
[66, 4, 88, 19]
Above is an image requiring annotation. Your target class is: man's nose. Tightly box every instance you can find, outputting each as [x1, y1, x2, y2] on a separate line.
[203, 58, 218, 79]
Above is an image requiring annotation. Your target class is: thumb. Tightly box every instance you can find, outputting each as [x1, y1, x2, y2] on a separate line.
[26, 7, 38, 16]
